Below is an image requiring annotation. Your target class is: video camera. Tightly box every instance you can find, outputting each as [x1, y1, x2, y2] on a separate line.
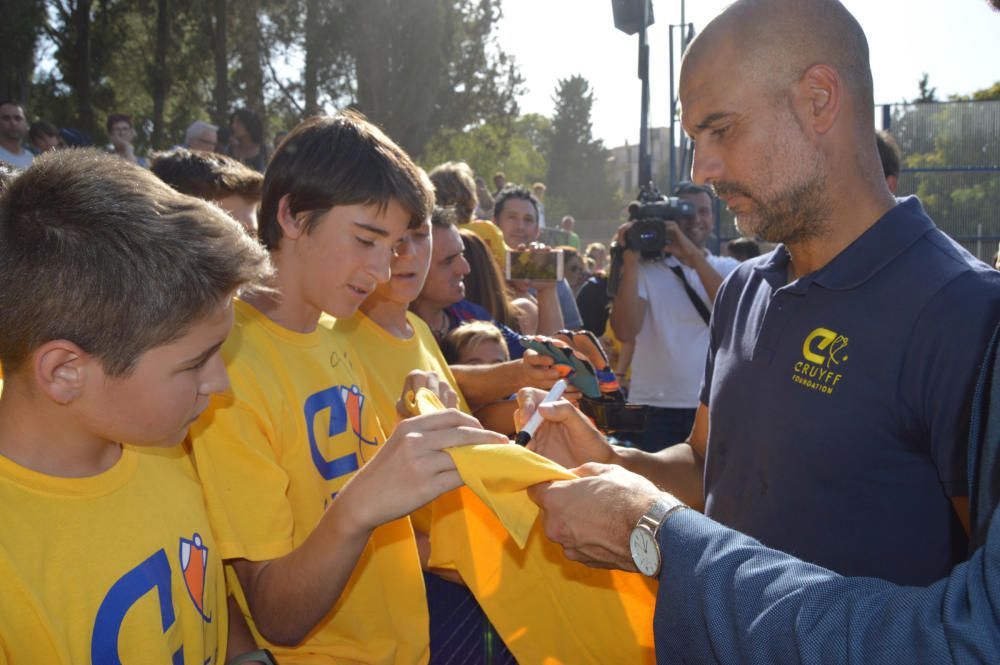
[608, 183, 696, 295]
[623, 185, 696, 256]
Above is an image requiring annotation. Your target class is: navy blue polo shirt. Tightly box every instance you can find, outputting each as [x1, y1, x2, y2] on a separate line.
[701, 197, 1000, 585]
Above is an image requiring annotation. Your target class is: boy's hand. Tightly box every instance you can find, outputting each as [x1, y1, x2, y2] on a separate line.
[342, 409, 508, 532]
[396, 370, 458, 418]
[514, 388, 614, 468]
[520, 348, 562, 389]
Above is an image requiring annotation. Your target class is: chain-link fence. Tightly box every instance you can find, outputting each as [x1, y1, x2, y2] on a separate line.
[889, 100, 1000, 263]
[714, 100, 1000, 263]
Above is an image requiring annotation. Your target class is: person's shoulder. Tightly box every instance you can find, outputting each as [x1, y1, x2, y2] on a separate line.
[909, 221, 1000, 302]
[713, 250, 777, 305]
[450, 299, 491, 321]
[722, 250, 772, 284]
[707, 253, 741, 275]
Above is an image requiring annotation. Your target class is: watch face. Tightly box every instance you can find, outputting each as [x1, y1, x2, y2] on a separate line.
[629, 527, 660, 576]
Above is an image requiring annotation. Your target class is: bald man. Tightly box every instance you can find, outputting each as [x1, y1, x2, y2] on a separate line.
[525, 0, 1000, 661]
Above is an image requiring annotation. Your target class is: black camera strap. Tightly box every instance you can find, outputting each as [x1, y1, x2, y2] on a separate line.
[669, 265, 712, 326]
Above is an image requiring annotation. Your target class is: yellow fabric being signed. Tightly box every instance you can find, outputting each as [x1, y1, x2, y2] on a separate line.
[405, 388, 657, 664]
[406, 387, 573, 547]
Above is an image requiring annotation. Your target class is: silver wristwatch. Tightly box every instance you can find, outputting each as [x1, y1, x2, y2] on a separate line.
[629, 494, 687, 577]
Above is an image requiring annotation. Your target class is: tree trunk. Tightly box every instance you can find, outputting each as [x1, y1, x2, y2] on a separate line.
[0, 0, 43, 104]
[235, 0, 266, 116]
[150, 0, 170, 148]
[212, 0, 228, 126]
[74, 0, 94, 137]
[302, 0, 321, 117]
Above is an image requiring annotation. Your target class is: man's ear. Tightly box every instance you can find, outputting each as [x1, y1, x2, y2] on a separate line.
[886, 174, 899, 194]
[797, 63, 841, 136]
[34, 340, 90, 405]
[276, 194, 309, 240]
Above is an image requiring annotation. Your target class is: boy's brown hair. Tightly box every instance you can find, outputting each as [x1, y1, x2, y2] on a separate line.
[258, 112, 434, 251]
[150, 147, 263, 202]
[0, 149, 273, 377]
[441, 321, 509, 365]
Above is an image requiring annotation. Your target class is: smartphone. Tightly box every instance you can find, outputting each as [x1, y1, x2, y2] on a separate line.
[505, 249, 565, 282]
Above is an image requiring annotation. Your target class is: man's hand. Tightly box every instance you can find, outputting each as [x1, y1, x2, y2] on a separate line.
[527, 463, 663, 571]
[662, 220, 702, 266]
[614, 221, 642, 264]
[396, 369, 458, 418]
[514, 387, 614, 468]
[341, 409, 508, 532]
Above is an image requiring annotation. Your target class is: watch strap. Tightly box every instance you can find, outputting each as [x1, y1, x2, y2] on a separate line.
[636, 495, 687, 538]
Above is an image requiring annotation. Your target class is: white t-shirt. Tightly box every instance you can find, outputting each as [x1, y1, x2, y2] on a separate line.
[629, 252, 740, 408]
[0, 145, 34, 170]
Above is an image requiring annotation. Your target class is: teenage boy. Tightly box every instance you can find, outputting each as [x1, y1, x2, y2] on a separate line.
[189, 113, 507, 662]
[151, 147, 263, 235]
[0, 149, 272, 662]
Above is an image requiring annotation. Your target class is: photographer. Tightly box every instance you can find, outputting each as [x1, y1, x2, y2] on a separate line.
[610, 182, 738, 452]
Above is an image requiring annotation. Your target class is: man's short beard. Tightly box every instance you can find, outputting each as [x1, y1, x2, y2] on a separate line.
[716, 171, 831, 245]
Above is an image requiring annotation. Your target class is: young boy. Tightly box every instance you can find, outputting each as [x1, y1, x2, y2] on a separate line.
[188, 112, 507, 662]
[442, 321, 510, 366]
[0, 150, 272, 662]
[150, 147, 263, 235]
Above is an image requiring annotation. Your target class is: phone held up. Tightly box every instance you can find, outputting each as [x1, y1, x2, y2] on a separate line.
[505, 248, 565, 282]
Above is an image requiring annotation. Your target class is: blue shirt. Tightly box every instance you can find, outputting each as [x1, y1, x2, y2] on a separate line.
[444, 299, 526, 359]
[701, 197, 1000, 584]
[653, 318, 1000, 663]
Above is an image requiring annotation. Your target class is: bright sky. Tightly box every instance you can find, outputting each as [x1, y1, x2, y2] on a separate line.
[498, 0, 1000, 147]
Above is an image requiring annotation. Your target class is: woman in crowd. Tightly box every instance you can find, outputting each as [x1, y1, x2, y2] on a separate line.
[460, 229, 529, 333]
[228, 108, 270, 172]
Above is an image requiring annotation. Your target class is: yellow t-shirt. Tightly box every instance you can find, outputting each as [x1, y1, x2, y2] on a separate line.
[330, 311, 468, 535]
[330, 310, 470, 422]
[0, 443, 227, 664]
[337, 311, 657, 664]
[189, 300, 428, 665]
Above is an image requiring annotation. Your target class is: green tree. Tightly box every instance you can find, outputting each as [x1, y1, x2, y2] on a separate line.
[342, 0, 521, 158]
[915, 73, 937, 103]
[546, 75, 621, 227]
[424, 112, 550, 186]
[889, 83, 1000, 262]
[21, 0, 518, 156]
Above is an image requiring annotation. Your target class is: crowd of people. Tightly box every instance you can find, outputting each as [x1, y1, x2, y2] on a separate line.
[1, 0, 999, 663]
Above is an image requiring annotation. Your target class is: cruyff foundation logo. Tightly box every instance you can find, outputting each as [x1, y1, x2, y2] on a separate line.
[792, 327, 848, 395]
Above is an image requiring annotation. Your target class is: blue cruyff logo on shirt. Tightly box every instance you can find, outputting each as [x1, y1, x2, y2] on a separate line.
[91, 549, 185, 665]
[304, 384, 380, 481]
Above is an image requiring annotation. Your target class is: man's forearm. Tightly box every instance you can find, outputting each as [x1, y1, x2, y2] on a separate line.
[613, 443, 705, 510]
[452, 361, 522, 406]
[609, 257, 644, 341]
[688, 252, 725, 302]
[535, 286, 564, 335]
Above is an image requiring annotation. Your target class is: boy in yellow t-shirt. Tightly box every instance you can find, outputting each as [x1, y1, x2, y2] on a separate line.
[0, 150, 272, 663]
[189, 113, 507, 664]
